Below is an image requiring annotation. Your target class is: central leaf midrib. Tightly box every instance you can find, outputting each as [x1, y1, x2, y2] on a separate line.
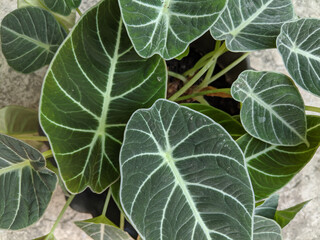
[164, 151, 211, 239]
[230, 0, 273, 37]
[0, 160, 30, 175]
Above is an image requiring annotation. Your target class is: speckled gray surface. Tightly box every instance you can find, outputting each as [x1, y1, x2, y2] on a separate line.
[1, 0, 320, 239]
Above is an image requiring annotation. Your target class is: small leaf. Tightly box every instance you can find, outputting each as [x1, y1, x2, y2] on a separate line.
[0, 7, 66, 73]
[253, 216, 282, 240]
[237, 115, 320, 200]
[277, 18, 320, 97]
[18, 0, 77, 29]
[75, 216, 133, 240]
[40, 0, 167, 193]
[211, 0, 295, 51]
[118, 0, 226, 59]
[0, 106, 38, 135]
[274, 200, 310, 228]
[120, 99, 254, 240]
[232, 70, 307, 146]
[255, 194, 279, 219]
[182, 103, 246, 139]
[0, 134, 57, 230]
[43, 0, 81, 16]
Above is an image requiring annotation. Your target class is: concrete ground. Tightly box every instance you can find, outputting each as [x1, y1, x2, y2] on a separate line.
[1, 0, 320, 239]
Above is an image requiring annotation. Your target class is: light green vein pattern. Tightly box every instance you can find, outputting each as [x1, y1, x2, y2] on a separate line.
[231, 70, 307, 146]
[39, 0, 166, 194]
[120, 99, 254, 240]
[0, 134, 57, 230]
[211, 0, 294, 51]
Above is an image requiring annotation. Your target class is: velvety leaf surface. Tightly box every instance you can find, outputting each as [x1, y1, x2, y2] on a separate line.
[253, 216, 282, 240]
[43, 0, 81, 16]
[0, 7, 66, 73]
[277, 18, 320, 97]
[232, 70, 307, 146]
[0, 106, 38, 135]
[182, 103, 246, 140]
[75, 216, 133, 240]
[120, 99, 254, 240]
[255, 194, 279, 219]
[211, 0, 294, 51]
[18, 0, 77, 28]
[0, 134, 57, 230]
[274, 200, 310, 228]
[118, 0, 226, 59]
[39, 0, 166, 194]
[237, 115, 320, 200]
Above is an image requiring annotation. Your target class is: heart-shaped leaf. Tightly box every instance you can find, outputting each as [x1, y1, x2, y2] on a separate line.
[75, 216, 133, 240]
[18, 0, 77, 29]
[120, 99, 254, 240]
[274, 200, 309, 228]
[253, 216, 282, 240]
[255, 194, 279, 219]
[277, 18, 320, 97]
[118, 0, 226, 59]
[182, 103, 246, 140]
[211, 0, 295, 51]
[40, 0, 166, 194]
[0, 106, 38, 135]
[43, 0, 81, 16]
[0, 134, 57, 230]
[232, 70, 307, 146]
[237, 115, 320, 200]
[0, 7, 66, 73]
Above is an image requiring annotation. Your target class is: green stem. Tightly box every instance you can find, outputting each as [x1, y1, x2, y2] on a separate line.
[120, 212, 125, 230]
[10, 135, 48, 142]
[183, 41, 221, 77]
[175, 88, 231, 102]
[102, 189, 112, 216]
[168, 71, 187, 83]
[76, 8, 83, 16]
[197, 52, 250, 90]
[42, 150, 53, 159]
[194, 96, 210, 105]
[46, 195, 75, 239]
[169, 43, 227, 102]
[305, 105, 320, 113]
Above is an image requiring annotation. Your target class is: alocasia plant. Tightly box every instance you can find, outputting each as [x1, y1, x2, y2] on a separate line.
[0, 0, 319, 239]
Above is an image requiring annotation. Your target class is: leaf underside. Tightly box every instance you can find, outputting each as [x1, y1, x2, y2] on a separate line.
[118, 0, 226, 59]
[253, 216, 282, 240]
[237, 115, 320, 200]
[0, 7, 66, 73]
[40, 0, 166, 194]
[211, 0, 294, 51]
[255, 194, 279, 219]
[120, 99, 254, 240]
[0, 134, 57, 230]
[232, 70, 307, 146]
[277, 18, 320, 97]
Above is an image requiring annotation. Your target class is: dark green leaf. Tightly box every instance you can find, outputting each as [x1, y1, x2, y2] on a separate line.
[0, 106, 38, 135]
[75, 215, 133, 240]
[0, 7, 66, 73]
[182, 103, 246, 140]
[274, 200, 310, 228]
[120, 99, 254, 240]
[277, 18, 320, 97]
[43, 0, 81, 16]
[39, 0, 166, 193]
[253, 216, 282, 240]
[211, 0, 294, 51]
[0, 134, 57, 230]
[232, 70, 307, 146]
[255, 194, 279, 219]
[118, 0, 226, 59]
[237, 115, 320, 200]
